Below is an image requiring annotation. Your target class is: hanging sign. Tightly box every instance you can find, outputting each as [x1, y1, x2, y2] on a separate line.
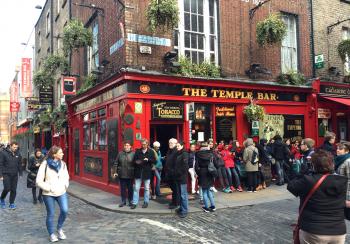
[21, 58, 32, 97]
[10, 102, 20, 112]
[26, 97, 40, 111]
[152, 101, 184, 120]
[62, 76, 76, 95]
[39, 86, 53, 104]
[318, 108, 331, 119]
[314, 54, 324, 69]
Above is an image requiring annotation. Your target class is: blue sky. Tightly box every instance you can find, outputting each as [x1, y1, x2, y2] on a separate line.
[0, 0, 46, 93]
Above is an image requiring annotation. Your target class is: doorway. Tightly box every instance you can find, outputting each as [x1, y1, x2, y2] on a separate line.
[338, 117, 348, 141]
[150, 123, 183, 156]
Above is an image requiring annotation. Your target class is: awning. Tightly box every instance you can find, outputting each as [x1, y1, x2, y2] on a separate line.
[322, 97, 350, 106]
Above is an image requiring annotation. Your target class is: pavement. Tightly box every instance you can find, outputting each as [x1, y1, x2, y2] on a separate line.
[67, 180, 294, 214]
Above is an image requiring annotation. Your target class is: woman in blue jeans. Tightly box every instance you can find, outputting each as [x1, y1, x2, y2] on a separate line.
[36, 146, 70, 243]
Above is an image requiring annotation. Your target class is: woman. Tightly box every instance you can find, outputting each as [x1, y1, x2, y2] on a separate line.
[113, 141, 135, 207]
[195, 142, 216, 212]
[221, 144, 243, 192]
[336, 141, 350, 218]
[287, 150, 347, 244]
[150, 141, 162, 199]
[27, 148, 44, 204]
[243, 138, 259, 192]
[321, 131, 337, 156]
[174, 141, 189, 218]
[36, 146, 69, 243]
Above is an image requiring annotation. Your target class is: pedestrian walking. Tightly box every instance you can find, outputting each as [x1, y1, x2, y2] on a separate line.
[335, 141, 350, 219]
[150, 141, 162, 199]
[174, 141, 189, 218]
[165, 138, 180, 209]
[195, 142, 216, 213]
[27, 148, 44, 204]
[243, 138, 259, 192]
[271, 135, 290, 185]
[287, 150, 347, 244]
[113, 141, 135, 207]
[188, 143, 197, 194]
[130, 139, 156, 209]
[0, 141, 22, 210]
[36, 146, 70, 242]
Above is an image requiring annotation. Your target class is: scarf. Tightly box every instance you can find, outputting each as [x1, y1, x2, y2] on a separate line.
[47, 157, 62, 173]
[334, 153, 350, 171]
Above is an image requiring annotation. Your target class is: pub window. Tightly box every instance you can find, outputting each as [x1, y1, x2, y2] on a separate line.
[281, 13, 298, 73]
[192, 104, 212, 142]
[98, 119, 107, 150]
[83, 124, 90, 150]
[342, 28, 350, 75]
[90, 122, 98, 150]
[81, 108, 107, 151]
[87, 20, 99, 74]
[46, 12, 51, 36]
[175, 0, 218, 64]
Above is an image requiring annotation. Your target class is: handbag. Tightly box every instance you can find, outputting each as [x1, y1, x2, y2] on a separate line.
[293, 174, 329, 244]
[208, 156, 218, 177]
[344, 207, 350, 221]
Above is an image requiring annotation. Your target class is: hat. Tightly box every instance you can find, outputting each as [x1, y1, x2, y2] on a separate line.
[153, 141, 160, 148]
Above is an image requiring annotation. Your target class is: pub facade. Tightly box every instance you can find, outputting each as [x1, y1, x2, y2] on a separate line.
[66, 71, 315, 193]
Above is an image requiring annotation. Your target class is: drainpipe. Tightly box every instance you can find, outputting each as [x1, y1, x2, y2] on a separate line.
[309, 0, 316, 78]
[216, 0, 221, 68]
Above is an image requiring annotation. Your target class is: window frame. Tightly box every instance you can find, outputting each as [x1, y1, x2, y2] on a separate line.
[46, 12, 51, 36]
[82, 107, 107, 152]
[342, 27, 350, 75]
[281, 13, 299, 73]
[175, 0, 218, 64]
[87, 19, 99, 74]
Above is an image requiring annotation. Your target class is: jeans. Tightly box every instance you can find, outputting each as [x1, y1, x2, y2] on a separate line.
[179, 183, 188, 214]
[217, 167, 229, 188]
[199, 186, 203, 201]
[275, 160, 285, 184]
[32, 187, 42, 202]
[1, 174, 18, 204]
[246, 172, 258, 191]
[119, 178, 133, 204]
[150, 169, 162, 196]
[43, 193, 68, 235]
[168, 179, 180, 206]
[202, 188, 215, 208]
[188, 168, 197, 193]
[132, 178, 150, 205]
[226, 167, 241, 188]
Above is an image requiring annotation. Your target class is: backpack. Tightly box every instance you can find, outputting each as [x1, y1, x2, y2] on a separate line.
[208, 156, 218, 177]
[251, 150, 259, 165]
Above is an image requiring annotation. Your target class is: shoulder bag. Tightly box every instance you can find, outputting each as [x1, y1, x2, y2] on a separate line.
[293, 174, 329, 244]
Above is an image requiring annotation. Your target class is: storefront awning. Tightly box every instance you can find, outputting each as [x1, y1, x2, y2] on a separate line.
[322, 97, 350, 106]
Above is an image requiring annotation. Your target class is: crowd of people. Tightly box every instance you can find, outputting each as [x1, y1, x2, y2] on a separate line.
[1, 129, 350, 242]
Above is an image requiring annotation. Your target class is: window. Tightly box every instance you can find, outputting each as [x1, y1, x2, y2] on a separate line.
[87, 20, 99, 74]
[175, 0, 218, 64]
[342, 28, 350, 75]
[46, 12, 51, 35]
[281, 14, 298, 73]
[57, 0, 61, 14]
[82, 108, 107, 151]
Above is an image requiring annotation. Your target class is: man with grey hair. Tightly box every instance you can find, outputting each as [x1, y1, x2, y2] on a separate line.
[165, 138, 179, 209]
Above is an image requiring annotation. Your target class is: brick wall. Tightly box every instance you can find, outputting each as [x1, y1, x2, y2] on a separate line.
[313, 0, 350, 80]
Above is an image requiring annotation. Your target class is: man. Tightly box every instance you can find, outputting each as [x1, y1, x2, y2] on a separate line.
[130, 139, 155, 209]
[300, 138, 315, 175]
[0, 141, 22, 210]
[165, 138, 179, 209]
[271, 135, 290, 186]
[320, 131, 336, 156]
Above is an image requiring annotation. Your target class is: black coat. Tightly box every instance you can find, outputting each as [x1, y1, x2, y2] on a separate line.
[114, 151, 135, 179]
[195, 149, 214, 189]
[27, 154, 44, 188]
[165, 148, 178, 180]
[188, 151, 195, 168]
[0, 148, 22, 177]
[272, 140, 290, 161]
[287, 174, 347, 235]
[320, 141, 336, 156]
[255, 143, 270, 165]
[174, 150, 189, 184]
[133, 148, 156, 180]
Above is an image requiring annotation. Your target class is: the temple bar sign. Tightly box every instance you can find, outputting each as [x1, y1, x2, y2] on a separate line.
[152, 101, 184, 120]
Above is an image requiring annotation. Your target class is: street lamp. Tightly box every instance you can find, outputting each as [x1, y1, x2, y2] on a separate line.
[35, 5, 43, 9]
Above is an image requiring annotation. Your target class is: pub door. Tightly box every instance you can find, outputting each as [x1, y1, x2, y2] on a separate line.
[150, 123, 183, 156]
[337, 117, 348, 141]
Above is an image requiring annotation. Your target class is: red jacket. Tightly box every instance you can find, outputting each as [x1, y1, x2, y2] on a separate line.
[291, 145, 301, 160]
[221, 149, 235, 168]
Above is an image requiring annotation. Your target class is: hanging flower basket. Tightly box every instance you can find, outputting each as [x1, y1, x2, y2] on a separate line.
[243, 99, 265, 122]
[256, 13, 287, 47]
[63, 19, 93, 55]
[146, 0, 179, 32]
[337, 39, 350, 61]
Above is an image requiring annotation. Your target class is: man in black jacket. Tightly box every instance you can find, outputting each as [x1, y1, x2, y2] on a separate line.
[130, 139, 156, 209]
[165, 138, 179, 209]
[0, 142, 22, 210]
[272, 135, 290, 186]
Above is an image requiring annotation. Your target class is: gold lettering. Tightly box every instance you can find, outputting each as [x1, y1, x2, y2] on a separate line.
[182, 88, 191, 96]
[192, 89, 200, 96]
[235, 91, 242, 98]
[226, 90, 235, 99]
[219, 90, 226, 98]
[270, 93, 277, 100]
[257, 93, 264, 100]
[247, 92, 253, 99]
[200, 89, 207, 97]
[211, 89, 219, 98]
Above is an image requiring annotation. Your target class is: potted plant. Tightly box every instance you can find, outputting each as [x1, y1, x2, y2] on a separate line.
[146, 0, 179, 32]
[337, 39, 350, 61]
[243, 99, 265, 122]
[256, 13, 287, 47]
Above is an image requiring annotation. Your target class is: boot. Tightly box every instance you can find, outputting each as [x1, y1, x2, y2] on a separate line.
[262, 182, 267, 189]
[256, 184, 262, 191]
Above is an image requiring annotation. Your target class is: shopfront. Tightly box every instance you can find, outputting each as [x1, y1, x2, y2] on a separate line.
[313, 80, 350, 145]
[67, 72, 315, 193]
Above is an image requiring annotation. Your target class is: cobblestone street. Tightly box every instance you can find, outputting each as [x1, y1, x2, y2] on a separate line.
[1, 176, 350, 244]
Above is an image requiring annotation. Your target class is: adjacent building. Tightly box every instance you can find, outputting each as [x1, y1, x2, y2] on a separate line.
[0, 92, 10, 144]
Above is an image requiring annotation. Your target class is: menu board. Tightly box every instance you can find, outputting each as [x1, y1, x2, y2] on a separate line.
[216, 117, 234, 143]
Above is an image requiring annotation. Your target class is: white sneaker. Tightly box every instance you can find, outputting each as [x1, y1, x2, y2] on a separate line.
[210, 187, 218, 193]
[57, 229, 66, 240]
[49, 234, 59, 242]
